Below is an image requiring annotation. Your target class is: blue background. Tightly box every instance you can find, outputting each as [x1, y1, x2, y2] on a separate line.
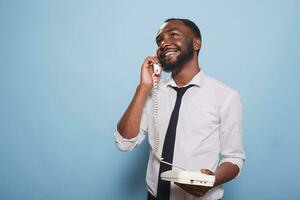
[1, 0, 299, 199]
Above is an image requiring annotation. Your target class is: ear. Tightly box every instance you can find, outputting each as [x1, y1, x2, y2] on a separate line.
[193, 38, 201, 51]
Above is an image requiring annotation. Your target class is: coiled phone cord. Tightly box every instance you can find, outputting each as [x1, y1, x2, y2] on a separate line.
[151, 72, 186, 171]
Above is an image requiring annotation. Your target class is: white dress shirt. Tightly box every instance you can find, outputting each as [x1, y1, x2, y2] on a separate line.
[115, 70, 245, 200]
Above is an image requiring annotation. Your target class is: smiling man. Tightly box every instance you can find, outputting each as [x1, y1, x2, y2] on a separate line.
[115, 18, 245, 200]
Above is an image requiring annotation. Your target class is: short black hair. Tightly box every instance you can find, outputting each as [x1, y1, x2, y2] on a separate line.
[165, 18, 202, 41]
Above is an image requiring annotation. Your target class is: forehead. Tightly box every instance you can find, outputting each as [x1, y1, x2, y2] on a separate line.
[156, 20, 193, 38]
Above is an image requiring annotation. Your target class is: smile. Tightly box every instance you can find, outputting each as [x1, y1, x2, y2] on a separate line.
[162, 49, 179, 58]
[165, 52, 176, 56]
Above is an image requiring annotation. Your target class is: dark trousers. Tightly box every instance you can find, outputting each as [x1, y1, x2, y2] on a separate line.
[147, 191, 156, 200]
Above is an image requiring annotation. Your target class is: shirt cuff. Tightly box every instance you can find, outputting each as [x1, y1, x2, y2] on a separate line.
[219, 157, 245, 178]
[114, 128, 145, 152]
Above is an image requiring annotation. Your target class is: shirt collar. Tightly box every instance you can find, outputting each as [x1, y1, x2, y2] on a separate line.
[165, 69, 206, 88]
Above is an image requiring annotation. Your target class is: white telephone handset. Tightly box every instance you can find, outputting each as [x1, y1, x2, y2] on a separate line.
[150, 62, 215, 187]
[153, 63, 162, 76]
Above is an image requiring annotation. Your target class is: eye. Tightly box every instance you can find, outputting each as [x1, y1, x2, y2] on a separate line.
[170, 32, 178, 37]
[156, 38, 162, 46]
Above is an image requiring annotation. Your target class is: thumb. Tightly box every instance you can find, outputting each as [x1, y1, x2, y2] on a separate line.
[201, 169, 214, 175]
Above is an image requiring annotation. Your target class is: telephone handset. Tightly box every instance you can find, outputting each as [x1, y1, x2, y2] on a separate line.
[153, 63, 162, 76]
[150, 62, 216, 187]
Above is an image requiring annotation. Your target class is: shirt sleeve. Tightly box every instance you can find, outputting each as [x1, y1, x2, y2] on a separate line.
[219, 91, 245, 176]
[114, 107, 148, 152]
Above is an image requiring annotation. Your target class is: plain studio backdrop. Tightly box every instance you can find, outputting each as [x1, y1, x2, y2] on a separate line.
[0, 0, 299, 199]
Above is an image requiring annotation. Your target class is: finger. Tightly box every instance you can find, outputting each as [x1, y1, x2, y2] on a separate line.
[153, 56, 159, 64]
[146, 56, 158, 64]
[152, 76, 158, 83]
[201, 169, 214, 175]
[194, 191, 204, 197]
[152, 76, 161, 83]
[175, 183, 200, 192]
[146, 56, 160, 66]
[175, 183, 205, 197]
[175, 183, 192, 193]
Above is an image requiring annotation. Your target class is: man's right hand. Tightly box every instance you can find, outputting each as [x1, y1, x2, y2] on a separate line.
[139, 56, 160, 93]
[117, 56, 161, 139]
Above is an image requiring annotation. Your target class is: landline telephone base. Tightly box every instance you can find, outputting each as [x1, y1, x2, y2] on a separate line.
[161, 170, 215, 187]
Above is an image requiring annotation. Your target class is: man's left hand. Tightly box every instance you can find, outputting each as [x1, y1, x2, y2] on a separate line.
[174, 169, 214, 198]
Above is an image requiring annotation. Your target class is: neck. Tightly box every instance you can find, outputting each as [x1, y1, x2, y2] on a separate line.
[172, 56, 200, 87]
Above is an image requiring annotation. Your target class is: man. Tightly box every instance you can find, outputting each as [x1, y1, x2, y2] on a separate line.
[115, 18, 245, 200]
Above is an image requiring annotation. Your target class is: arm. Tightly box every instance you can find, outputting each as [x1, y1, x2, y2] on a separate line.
[211, 91, 244, 187]
[117, 56, 160, 139]
[117, 85, 150, 139]
[176, 92, 245, 197]
[214, 162, 240, 186]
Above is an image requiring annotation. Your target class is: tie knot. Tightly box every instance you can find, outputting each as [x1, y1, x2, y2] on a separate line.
[172, 84, 194, 97]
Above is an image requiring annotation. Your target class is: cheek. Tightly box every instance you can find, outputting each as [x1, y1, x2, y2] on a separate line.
[181, 40, 193, 52]
[173, 39, 183, 50]
[156, 49, 161, 57]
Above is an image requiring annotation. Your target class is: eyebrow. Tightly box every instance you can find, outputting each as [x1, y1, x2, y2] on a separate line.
[155, 28, 181, 42]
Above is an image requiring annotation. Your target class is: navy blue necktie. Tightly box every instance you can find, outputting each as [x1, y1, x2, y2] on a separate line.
[156, 85, 194, 200]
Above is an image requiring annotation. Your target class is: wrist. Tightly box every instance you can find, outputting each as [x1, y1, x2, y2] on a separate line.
[213, 167, 224, 187]
[138, 83, 152, 94]
[213, 162, 240, 187]
[213, 174, 221, 187]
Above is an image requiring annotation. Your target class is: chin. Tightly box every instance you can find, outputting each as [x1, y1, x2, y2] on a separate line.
[160, 56, 178, 67]
[162, 62, 182, 73]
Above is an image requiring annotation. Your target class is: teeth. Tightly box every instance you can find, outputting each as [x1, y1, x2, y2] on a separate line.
[165, 52, 176, 56]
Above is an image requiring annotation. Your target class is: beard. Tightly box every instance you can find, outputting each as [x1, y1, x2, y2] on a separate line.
[158, 40, 194, 73]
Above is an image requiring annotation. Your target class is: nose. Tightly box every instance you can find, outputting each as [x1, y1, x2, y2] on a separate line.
[159, 39, 171, 50]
